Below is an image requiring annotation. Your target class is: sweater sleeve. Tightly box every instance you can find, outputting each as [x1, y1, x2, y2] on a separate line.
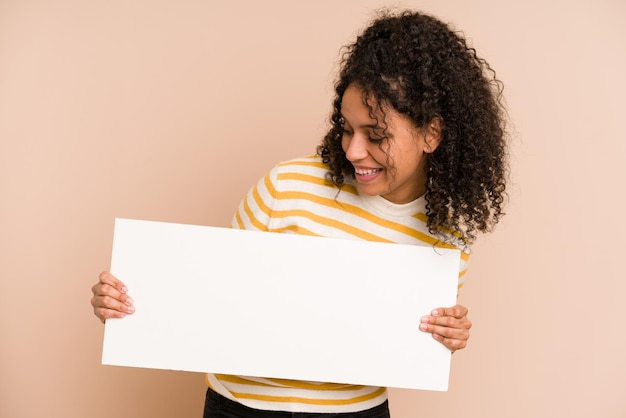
[230, 164, 279, 231]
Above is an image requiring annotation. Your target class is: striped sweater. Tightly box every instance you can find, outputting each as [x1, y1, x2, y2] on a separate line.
[207, 155, 469, 413]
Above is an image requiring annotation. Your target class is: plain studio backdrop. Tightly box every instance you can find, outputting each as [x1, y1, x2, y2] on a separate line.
[1, 1, 624, 417]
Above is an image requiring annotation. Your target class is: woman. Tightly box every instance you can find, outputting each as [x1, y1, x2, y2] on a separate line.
[92, 9, 507, 417]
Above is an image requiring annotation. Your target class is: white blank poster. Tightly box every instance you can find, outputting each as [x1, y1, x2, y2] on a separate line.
[102, 218, 460, 391]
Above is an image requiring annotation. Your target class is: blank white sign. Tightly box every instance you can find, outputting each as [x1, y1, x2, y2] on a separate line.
[102, 218, 459, 391]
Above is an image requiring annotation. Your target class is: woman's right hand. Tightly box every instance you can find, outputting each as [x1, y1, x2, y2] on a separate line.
[91, 271, 135, 323]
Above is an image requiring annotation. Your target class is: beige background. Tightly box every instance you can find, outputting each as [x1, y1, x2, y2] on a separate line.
[1, 1, 624, 417]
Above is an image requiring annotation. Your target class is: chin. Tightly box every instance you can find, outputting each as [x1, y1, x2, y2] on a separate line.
[356, 184, 385, 197]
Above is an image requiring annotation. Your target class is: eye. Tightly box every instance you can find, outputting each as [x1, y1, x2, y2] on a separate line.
[369, 126, 386, 144]
[342, 126, 354, 136]
[368, 136, 385, 144]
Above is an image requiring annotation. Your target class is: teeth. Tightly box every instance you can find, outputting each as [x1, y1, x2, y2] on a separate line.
[355, 168, 381, 175]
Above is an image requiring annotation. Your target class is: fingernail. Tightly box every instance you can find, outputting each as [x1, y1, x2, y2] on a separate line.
[126, 297, 134, 305]
[121, 286, 128, 293]
[419, 323, 428, 331]
[431, 309, 439, 316]
[126, 306, 135, 313]
[420, 316, 429, 323]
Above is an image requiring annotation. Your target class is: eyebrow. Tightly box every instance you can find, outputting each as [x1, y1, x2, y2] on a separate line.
[340, 113, 379, 130]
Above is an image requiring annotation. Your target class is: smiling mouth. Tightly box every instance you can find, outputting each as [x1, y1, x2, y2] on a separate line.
[355, 168, 382, 176]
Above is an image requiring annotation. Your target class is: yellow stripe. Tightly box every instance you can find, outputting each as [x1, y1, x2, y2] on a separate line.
[413, 212, 428, 222]
[233, 209, 244, 229]
[269, 208, 393, 243]
[239, 171, 278, 231]
[232, 386, 387, 406]
[251, 185, 272, 219]
[272, 225, 321, 236]
[215, 374, 364, 391]
[242, 193, 269, 231]
[263, 171, 279, 199]
[278, 172, 358, 195]
[279, 158, 327, 170]
[413, 212, 469, 246]
[263, 378, 365, 391]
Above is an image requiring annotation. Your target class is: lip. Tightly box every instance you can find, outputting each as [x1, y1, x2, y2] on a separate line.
[353, 166, 383, 181]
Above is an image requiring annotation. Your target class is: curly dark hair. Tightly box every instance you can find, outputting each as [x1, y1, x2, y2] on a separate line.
[317, 9, 508, 244]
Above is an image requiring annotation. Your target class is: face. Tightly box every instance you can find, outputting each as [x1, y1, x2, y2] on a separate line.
[340, 83, 439, 204]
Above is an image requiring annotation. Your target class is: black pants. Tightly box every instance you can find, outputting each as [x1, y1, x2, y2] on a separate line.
[203, 388, 391, 418]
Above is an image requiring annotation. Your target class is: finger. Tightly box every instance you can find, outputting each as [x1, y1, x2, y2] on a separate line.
[98, 271, 128, 294]
[431, 304, 468, 318]
[421, 314, 472, 329]
[91, 294, 135, 315]
[93, 306, 131, 323]
[422, 323, 470, 341]
[432, 333, 468, 352]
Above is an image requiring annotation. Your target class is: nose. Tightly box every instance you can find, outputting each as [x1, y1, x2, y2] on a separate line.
[343, 132, 369, 162]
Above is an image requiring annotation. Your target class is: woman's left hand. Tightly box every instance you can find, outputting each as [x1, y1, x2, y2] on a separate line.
[419, 305, 472, 353]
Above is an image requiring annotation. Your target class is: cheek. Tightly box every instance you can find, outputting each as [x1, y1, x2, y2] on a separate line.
[391, 140, 422, 167]
[371, 142, 392, 165]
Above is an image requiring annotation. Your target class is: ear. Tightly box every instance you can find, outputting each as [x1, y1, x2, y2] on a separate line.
[423, 117, 443, 153]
